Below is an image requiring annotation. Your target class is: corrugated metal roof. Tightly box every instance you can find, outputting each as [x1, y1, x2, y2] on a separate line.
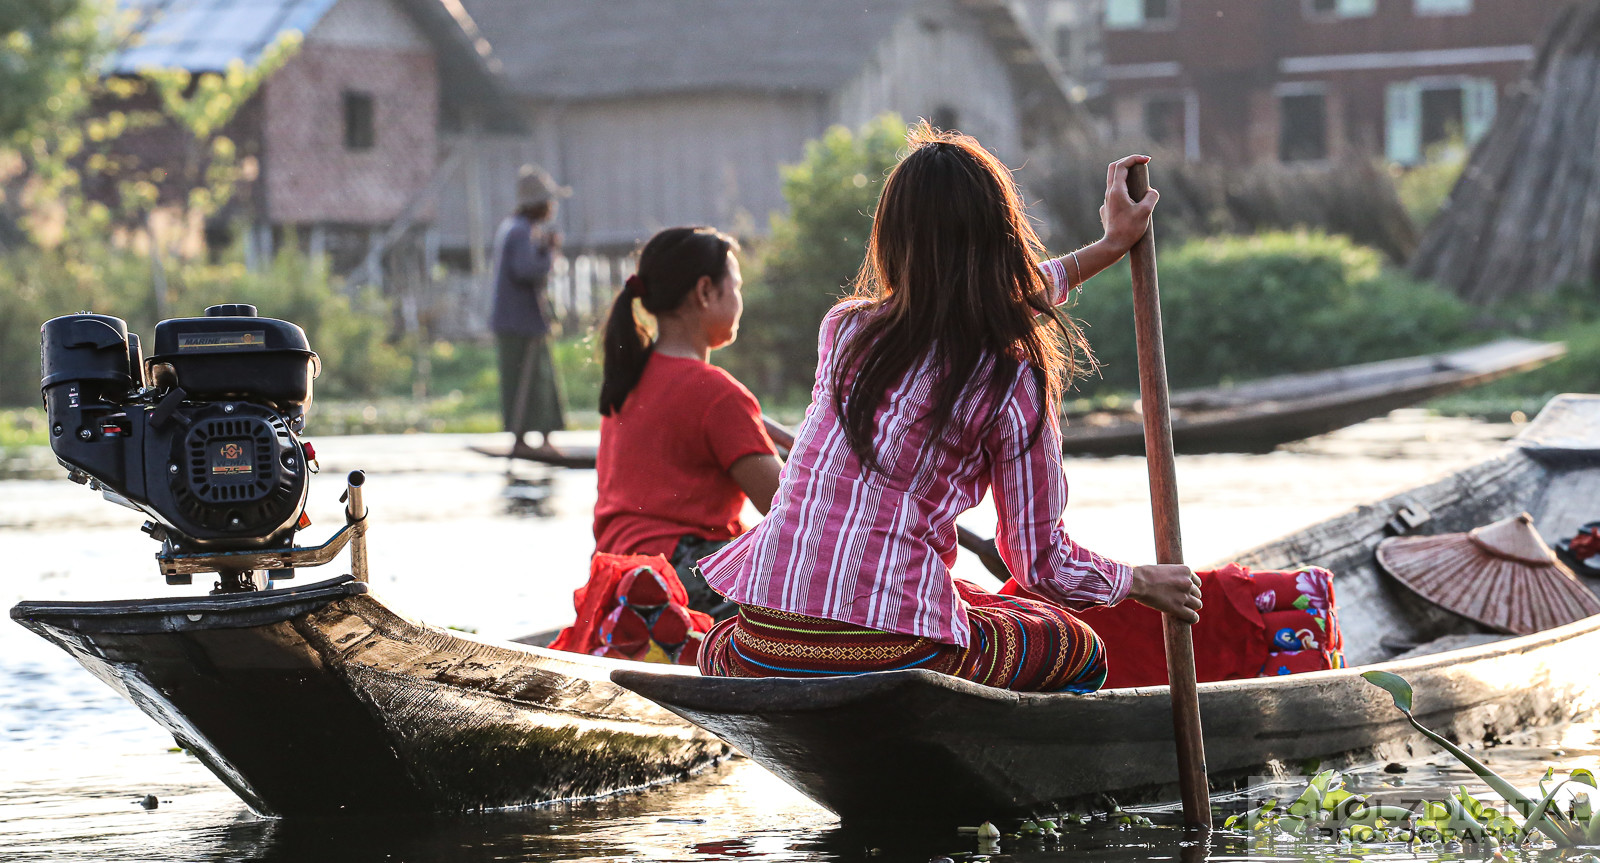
[460, 0, 924, 100]
[108, 0, 338, 73]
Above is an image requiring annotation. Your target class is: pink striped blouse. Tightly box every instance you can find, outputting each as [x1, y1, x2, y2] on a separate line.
[700, 256, 1133, 645]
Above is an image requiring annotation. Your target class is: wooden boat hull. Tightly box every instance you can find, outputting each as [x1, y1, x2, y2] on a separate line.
[615, 618, 1600, 822]
[1062, 338, 1565, 456]
[613, 394, 1600, 823]
[9, 579, 731, 817]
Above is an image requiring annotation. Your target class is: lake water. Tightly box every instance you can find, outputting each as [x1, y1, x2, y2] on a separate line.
[3, 412, 1596, 862]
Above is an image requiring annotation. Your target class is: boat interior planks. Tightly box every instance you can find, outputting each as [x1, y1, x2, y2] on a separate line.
[612, 394, 1600, 823]
[11, 578, 732, 816]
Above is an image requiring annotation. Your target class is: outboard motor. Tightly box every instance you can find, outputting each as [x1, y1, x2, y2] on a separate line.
[40, 304, 322, 592]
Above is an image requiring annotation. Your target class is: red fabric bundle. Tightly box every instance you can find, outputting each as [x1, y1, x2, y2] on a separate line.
[1002, 562, 1345, 688]
[549, 552, 714, 665]
[1570, 527, 1600, 561]
[1261, 649, 1340, 676]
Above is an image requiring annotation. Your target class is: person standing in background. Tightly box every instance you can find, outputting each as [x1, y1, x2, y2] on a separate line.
[491, 164, 570, 460]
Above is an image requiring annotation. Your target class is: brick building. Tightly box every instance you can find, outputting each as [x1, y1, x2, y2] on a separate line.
[107, 0, 520, 269]
[1099, 0, 1564, 164]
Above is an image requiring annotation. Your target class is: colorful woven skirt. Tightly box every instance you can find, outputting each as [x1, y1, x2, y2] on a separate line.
[696, 579, 1107, 693]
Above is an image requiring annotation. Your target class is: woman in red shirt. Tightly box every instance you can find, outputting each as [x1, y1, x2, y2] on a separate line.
[593, 227, 783, 617]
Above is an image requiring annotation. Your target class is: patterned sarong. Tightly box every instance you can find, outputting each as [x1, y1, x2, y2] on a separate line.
[697, 579, 1107, 693]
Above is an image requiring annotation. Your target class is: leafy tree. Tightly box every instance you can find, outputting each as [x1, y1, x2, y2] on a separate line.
[0, 0, 104, 143]
[723, 114, 906, 402]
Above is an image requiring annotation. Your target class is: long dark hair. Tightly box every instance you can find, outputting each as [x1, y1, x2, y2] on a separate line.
[832, 124, 1092, 473]
[599, 226, 739, 416]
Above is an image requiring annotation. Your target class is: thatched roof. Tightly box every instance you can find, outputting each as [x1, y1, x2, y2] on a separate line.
[462, 0, 969, 101]
[1409, 0, 1600, 303]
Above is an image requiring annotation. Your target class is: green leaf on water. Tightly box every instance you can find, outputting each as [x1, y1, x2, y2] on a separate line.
[1361, 670, 1413, 714]
[1321, 788, 1354, 812]
[1444, 792, 1486, 840]
[1288, 781, 1325, 818]
[1226, 799, 1277, 832]
[1571, 768, 1597, 789]
[1344, 824, 1375, 842]
[1456, 790, 1492, 821]
[1519, 778, 1587, 844]
[1359, 671, 1568, 843]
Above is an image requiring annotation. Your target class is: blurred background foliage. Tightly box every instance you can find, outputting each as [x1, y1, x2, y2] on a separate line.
[719, 115, 906, 404]
[1064, 232, 1475, 393]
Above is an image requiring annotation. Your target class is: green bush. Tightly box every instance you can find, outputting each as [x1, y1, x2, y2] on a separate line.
[0, 244, 410, 406]
[1395, 141, 1468, 231]
[1431, 283, 1600, 417]
[549, 332, 602, 418]
[720, 114, 906, 403]
[423, 339, 498, 409]
[1066, 231, 1474, 394]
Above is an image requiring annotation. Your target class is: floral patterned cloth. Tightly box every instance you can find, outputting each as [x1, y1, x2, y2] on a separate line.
[1016, 562, 1345, 688]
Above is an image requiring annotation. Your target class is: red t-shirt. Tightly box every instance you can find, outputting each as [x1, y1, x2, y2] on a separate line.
[593, 353, 777, 557]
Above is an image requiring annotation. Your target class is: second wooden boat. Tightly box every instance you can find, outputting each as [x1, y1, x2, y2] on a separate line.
[1063, 337, 1564, 455]
[613, 394, 1600, 823]
[476, 338, 1564, 466]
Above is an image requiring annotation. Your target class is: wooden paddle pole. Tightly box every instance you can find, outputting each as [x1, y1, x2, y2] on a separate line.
[1126, 162, 1211, 830]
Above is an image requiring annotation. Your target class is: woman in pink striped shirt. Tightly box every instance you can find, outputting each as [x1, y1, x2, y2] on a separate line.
[697, 126, 1202, 692]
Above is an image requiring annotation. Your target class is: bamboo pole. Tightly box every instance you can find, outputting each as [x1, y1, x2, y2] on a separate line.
[1126, 161, 1211, 830]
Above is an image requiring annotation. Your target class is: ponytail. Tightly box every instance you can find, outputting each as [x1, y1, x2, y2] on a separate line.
[598, 227, 739, 415]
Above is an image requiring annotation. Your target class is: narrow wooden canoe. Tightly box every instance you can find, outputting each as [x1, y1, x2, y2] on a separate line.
[10, 580, 731, 816]
[612, 394, 1600, 824]
[475, 338, 1563, 467]
[1063, 337, 1565, 456]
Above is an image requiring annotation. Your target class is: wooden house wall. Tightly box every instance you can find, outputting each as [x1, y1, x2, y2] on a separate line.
[262, 0, 439, 225]
[519, 92, 829, 254]
[831, 0, 1024, 163]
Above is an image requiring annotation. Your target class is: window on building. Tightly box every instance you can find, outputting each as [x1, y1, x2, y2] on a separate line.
[1144, 0, 1174, 24]
[1143, 95, 1186, 149]
[343, 91, 375, 151]
[1055, 24, 1074, 66]
[1415, 0, 1471, 14]
[1279, 93, 1328, 162]
[1106, 0, 1176, 29]
[1420, 86, 1464, 150]
[1305, 0, 1376, 18]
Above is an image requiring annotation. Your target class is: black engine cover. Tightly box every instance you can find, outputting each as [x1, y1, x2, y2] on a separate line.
[151, 403, 308, 548]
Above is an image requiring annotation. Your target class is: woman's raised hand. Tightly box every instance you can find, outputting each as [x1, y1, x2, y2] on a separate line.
[1098, 154, 1159, 254]
[1127, 562, 1202, 624]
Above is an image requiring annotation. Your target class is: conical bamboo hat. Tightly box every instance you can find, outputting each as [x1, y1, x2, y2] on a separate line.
[1376, 512, 1600, 635]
